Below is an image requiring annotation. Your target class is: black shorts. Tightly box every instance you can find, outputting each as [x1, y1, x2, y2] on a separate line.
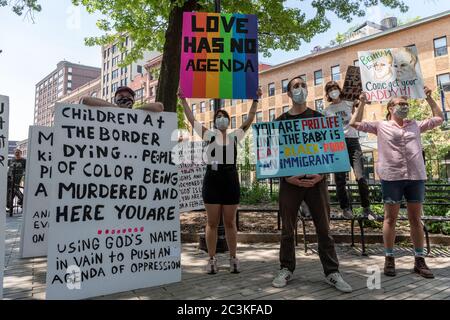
[202, 168, 240, 205]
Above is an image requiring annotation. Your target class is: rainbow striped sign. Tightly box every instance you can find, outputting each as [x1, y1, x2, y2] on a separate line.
[180, 12, 259, 99]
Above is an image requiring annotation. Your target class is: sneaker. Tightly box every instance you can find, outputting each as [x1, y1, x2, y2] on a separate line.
[325, 272, 352, 293]
[342, 208, 354, 219]
[229, 257, 240, 274]
[384, 256, 396, 277]
[272, 268, 293, 288]
[206, 257, 218, 274]
[362, 207, 379, 221]
[414, 257, 434, 279]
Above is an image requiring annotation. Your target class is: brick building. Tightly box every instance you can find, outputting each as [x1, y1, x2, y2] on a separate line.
[34, 61, 101, 126]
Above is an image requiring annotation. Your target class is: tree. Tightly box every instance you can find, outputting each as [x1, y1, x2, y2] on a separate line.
[73, 0, 408, 112]
[1, 0, 42, 21]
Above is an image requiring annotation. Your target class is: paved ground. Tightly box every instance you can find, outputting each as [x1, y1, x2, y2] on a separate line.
[3, 213, 450, 300]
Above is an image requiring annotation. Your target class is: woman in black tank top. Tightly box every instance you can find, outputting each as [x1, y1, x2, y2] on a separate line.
[179, 89, 262, 274]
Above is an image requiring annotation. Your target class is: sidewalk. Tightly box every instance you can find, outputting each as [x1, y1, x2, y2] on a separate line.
[3, 214, 450, 300]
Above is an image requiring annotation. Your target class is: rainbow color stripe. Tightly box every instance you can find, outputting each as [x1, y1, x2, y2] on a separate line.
[180, 12, 259, 99]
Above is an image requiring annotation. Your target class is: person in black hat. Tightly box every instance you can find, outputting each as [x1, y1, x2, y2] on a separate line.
[80, 86, 163, 112]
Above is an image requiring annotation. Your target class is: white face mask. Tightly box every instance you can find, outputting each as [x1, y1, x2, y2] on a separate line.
[329, 89, 340, 100]
[291, 87, 308, 104]
[215, 117, 229, 130]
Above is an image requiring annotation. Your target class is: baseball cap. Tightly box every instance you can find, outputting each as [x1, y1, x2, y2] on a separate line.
[115, 86, 136, 97]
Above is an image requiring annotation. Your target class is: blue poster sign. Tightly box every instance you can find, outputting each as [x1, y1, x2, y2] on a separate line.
[252, 116, 351, 179]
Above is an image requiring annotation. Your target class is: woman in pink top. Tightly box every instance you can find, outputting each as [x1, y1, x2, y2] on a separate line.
[350, 87, 444, 279]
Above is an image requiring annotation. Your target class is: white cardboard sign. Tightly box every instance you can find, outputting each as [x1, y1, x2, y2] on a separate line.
[0, 95, 9, 299]
[20, 126, 53, 258]
[45, 104, 181, 299]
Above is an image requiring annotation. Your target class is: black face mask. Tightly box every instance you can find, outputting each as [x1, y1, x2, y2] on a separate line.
[115, 96, 134, 108]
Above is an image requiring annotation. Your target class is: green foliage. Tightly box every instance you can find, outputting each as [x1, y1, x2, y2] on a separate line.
[240, 181, 277, 205]
[177, 103, 188, 129]
[1, 0, 41, 21]
[407, 93, 450, 179]
[424, 203, 450, 235]
[353, 204, 384, 229]
[73, 0, 409, 65]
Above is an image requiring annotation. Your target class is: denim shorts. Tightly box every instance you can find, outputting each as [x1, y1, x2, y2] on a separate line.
[380, 180, 425, 204]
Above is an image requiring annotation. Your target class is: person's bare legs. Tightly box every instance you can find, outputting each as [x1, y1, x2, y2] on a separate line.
[205, 204, 222, 258]
[383, 204, 400, 251]
[407, 202, 424, 250]
[222, 204, 239, 258]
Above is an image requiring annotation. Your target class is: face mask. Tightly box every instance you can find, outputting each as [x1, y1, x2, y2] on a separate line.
[393, 104, 409, 119]
[115, 96, 134, 108]
[215, 117, 229, 130]
[329, 90, 340, 100]
[291, 87, 308, 104]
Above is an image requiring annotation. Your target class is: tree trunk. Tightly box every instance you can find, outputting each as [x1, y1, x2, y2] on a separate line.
[156, 0, 199, 112]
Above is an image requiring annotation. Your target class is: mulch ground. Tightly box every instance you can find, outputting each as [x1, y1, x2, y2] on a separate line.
[180, 208, 412, 234]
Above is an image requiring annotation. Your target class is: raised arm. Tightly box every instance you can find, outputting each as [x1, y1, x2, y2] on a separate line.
[241, 88, 263, 132]
[350, 92, 367, 128]
[178, 91, 208, 137]
[79, 96, 116, 108]
[135, 101, 164, 112]
[425, 86, 444, 120]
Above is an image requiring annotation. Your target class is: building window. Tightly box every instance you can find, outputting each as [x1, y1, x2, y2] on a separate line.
[231, 116, 236, 129]
[314, 70, 323, 86]
[405, 44, 417, 52]
[331, 65, 340, 81]
[299, 74, 306, 82]
[67, 82, 72, 89]
[268, 82, 275, 96]
[137, 65, 143, 74]
[112, 69, 119, 80]
[353, 60, 359, 67]
[112, 57, 119, 67]
[67, 74, 72, 81]
[112, 44, 117, 54]
[104, 50, 107, 59]
[315, 99, 324, 113]
[192, 103, 196, 115]
[269, 108, 276, 121]
[256, 111, 263, 123]
[434, 37, 448, 57]
[281, 79, 289, 93]
[230, 99, 238, 107]
[200, 101, 206, 113]
[68, 67, 72, 74]
[135, 88, 144, 100]
[437, 73, 450, 87]
[209, 99, 215, 111]
[220, 100, 225, 109]
[242, 114, 248, 124]
[111, 82, 118, 93]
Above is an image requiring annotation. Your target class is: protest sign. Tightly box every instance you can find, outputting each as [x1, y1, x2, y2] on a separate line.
[20, 126, 53, 258]
[180, 12, 259, 99]
[358, 48, 425, 101]
[45, 104, 180, 300]
[175, 140, 207, 213]
[0, 95, 9, 298]
[252, 116, 351, 179]
[342, 66, 362, 101]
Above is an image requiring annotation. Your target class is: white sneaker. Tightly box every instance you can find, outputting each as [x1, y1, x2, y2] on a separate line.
[206, 257, 218, 274]
[325, 272, 352, 293]
[230, 257, 240, 274]
[272, 268, 293, 288]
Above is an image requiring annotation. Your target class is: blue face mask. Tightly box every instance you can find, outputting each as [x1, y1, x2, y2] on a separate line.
[215, 117, 229, 130]
[291, 87, 308, 104]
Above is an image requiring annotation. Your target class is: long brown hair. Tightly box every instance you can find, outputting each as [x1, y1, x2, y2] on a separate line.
[386, 96, 408, 120]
